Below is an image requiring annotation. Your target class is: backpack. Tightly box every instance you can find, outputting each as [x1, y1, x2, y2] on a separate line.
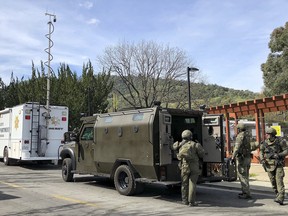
[178, 141, 194, 160]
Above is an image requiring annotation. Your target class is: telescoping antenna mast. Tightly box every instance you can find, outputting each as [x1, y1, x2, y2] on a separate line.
[44, 13, 56, 118]
[44, 12, 56, 141]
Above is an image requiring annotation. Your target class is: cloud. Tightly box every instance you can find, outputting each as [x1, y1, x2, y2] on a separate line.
[86, 18, 100, 25]
[1, 0, 288, 93]
[79, 1, 94, 9]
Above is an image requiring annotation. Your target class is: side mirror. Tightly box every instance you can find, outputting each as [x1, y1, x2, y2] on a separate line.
[64, 131, 79, 142]
[64, 132, 71, 142]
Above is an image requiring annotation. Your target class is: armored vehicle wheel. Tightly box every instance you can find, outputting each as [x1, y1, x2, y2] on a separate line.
[62, 158, 74, 182]
[3, 147, 10, 166]
[114, 165, 137, 196]
[135, 182, 145, 194]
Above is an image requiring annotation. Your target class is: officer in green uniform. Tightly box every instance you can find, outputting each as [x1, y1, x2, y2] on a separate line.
[172, 130, 205, 206]
[259, 127, 288, 205]
[231, 123, 252, 199]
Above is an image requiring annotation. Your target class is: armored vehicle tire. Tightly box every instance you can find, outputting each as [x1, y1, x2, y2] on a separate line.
[114, 165, 137, 196]
[135, 182, 145, 194]
[62, 158, 74, 182]
[3, 147, 10, 166]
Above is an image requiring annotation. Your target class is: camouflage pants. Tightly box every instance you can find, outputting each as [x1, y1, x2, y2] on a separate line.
[267, 166, 285, 201]
[181, 167, 199, 204]
[236, 157, 251, 195]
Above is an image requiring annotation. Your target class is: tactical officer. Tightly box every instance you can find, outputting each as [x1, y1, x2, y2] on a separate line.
[231, 123, 253, 199]
[173, 130, 205, 206]
[259, 127, 288, 205]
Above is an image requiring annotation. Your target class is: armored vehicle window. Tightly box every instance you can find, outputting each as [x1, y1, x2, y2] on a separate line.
[81, 127, 93, 140]
[203, 116, 219, 126]
[104, 116, 113, 123]
[132, 113, 144, 121]
[184, 118, 196, 124]
[164, 115, 171, 124]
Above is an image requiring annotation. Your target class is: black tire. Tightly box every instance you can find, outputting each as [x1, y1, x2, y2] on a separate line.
[3, 147, 10, 166]
[114, 165, 137, 196]
[135, 182, 145, 195]
[62, 158, 74, 182]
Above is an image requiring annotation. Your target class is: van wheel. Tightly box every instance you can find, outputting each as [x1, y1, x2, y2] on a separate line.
[62, 158, 74, 182]
[114, 165, 136, 196]
[3, 148, 10, 166]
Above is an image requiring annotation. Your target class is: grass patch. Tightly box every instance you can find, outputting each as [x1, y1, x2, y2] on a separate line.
[250, 173, 257, 178]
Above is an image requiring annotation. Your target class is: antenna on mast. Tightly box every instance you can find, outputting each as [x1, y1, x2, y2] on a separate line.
[43, 12, 56, 145]
[44, 12, 56, 118]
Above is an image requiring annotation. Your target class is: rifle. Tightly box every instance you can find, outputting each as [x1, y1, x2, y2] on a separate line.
[265, 151, 275, 160]
[262, 161, 268, 172]
[255, 155, 268, 172]
[263, 141, 285, 167]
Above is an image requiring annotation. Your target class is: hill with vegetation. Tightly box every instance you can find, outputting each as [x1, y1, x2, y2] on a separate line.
[112, 76, 260, 109]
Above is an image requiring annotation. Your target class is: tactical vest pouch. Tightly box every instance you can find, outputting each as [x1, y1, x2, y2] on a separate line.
[241, 148, 249, 157]
[267, 160, 276, 166]
[276, 158, 285, 167]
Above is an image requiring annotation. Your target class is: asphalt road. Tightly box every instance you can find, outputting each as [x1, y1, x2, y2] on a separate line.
[0, 162, 288, 216]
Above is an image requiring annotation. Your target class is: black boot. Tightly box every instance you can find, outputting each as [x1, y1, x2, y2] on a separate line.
[238, 193, 252, 199]
[274, 199, 284, 205]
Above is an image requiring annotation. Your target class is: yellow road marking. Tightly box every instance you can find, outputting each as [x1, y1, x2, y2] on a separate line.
[0, 181, 23, 188]
[53, 195, 99, 207]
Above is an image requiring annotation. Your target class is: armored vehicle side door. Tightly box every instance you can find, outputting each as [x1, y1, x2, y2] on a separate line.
[159, 111, 173, 165]
[202, 114, 224, 162]
[77, 124, 96, 172]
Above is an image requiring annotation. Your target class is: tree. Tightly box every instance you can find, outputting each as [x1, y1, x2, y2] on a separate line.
[97, 40, 196, 109]
[49, 61, 113, 128]
[262, 22, 288, 96]
[0, 61, 113, 129]
[53, 63, 83, 129]
[4, 73, 20, 107]
[80, 60, 113, 116]
[17, 61, 47, 104]
[0, 77, 5, 110]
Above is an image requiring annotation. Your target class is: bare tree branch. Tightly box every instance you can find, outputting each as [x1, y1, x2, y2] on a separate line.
[97, 40, 199, 108]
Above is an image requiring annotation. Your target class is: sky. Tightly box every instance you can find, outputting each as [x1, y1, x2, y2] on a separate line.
[1, 0, 288, 93]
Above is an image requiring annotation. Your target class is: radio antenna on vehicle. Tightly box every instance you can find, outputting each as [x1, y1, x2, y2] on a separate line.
[44, 12, 56, 139]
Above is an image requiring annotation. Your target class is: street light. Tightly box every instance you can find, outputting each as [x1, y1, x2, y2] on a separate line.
[187, 67, 199, 109]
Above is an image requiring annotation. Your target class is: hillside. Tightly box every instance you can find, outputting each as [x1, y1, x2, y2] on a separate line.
[190, 82, 260, 107]
[112, 76, 260, 109]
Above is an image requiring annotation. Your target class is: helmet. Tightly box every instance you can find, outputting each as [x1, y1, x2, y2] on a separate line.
[181, 130, 192, 140]
[266, 127, 276, 136]
[236, 123, 246, 131]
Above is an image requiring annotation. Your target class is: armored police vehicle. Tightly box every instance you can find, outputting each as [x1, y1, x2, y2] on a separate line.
[61, 103, 235, 195]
